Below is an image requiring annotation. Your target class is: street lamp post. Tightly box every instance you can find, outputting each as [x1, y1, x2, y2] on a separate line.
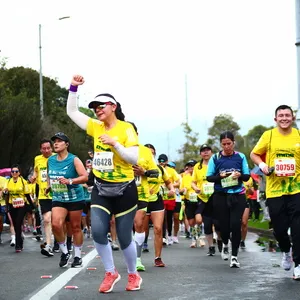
[39, 16, 70, 120]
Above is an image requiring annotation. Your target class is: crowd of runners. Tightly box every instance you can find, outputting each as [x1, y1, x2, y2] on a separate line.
[0, 74, 300, 293]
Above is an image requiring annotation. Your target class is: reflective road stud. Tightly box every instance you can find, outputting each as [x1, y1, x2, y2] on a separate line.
[41, 275, 52, 279]
[87, 267, 97, 270]
[64, 286, 79, 290]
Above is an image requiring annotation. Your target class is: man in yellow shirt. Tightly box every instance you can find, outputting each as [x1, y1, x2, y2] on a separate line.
[251, 104, 300, 280]
[0, 176, 7, 244]
[158, 154, 180, 245]
[31, 139, 55, 257]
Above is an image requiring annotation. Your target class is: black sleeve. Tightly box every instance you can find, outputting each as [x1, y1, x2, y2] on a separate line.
[87, 171, 95, 186]
[206, 174, 222, 184]
[240, 174, 250, 182]
[25, 194, 36, 209]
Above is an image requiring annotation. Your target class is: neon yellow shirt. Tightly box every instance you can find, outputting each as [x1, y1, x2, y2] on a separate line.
[0, 176, 7, 205]
[4, 177, 30, 204]
[252, 127, 300, 198]
[34, 154, 52, 200]
[160, 166, 180, 200]
[136, 145, 159, 201]
[180, 173, 195, 201]
[148, 166, 170, 202]
[191, 162, 213, 203]
[87, 119, 139, 182]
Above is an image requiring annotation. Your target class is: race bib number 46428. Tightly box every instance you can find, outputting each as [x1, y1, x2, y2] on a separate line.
[93, 152, 114, 172]
[274, 158, 296, 177]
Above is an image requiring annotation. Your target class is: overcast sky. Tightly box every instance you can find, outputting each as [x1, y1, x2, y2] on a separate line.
[1, 0, 298, 160]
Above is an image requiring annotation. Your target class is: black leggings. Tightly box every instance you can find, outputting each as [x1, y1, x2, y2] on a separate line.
[163, 210, 173, 238]
[9, 205, 26, 249]
[213, 193, 246, 256]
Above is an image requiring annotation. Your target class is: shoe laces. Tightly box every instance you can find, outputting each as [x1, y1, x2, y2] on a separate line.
[128, 273, 137, 283]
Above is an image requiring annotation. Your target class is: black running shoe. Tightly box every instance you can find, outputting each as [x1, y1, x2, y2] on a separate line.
[59, 252, 71, 268]
[71, 256, 82, 268]
[67, 240, 73, 254]
[240, 240, 246, 249]
[207, 246, 216, 256]
[53, 241, 60, 253]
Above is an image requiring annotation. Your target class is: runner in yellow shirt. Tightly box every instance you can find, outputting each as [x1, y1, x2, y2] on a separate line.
[158, 154, 180, 245]
[0, 176, 7, 244]
[250, 104, 300, 280]
[67, 74, 142, 293]
[31, 139, 56, 256]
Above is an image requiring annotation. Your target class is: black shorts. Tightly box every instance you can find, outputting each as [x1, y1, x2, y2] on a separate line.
[185, 200, 199, 220]
[91, 179, 138, 217]
[52, 201, 85, 211]
[146, 194, 164, 215]
[40, 199, 53, 214]
[195, 197, 214, 218]
[83, 202, 91, 214]
[137, 200, 148, 211]
[245, 200, 250, 209]
[25, 204, 33, 214]
[174, 202, 181, 213]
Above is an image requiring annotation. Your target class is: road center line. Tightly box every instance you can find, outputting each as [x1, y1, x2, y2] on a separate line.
[29, 249, 97, 300]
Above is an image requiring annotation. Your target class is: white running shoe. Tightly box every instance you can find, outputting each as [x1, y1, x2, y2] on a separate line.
[172, 236, 179, 244]
[230, 256, 240, 268]
[163, 238, 168, 246]
[282, 249, 292, 271]
[293, 265, 300, 280]
[10, 235, 16, 247]
[221, 246, 230, 261]
[167, 236, 173, 245]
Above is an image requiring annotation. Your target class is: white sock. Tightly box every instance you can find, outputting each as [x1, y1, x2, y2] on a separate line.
[94, 241, 115, 273]
[74, 245, 82, 258]
[58, 241, 68, 254]
[122, 241, 137, 274]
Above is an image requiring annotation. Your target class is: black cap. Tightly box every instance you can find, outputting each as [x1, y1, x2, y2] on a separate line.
[51, 132, 70, 143]
[185, 159, 197, 167]
[158, 154, 168, 163]
[200, 144, 212, 152]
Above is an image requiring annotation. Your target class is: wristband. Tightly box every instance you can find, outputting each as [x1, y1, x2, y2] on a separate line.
[259, 162, 267, 170]
[69, 85, 78, 92]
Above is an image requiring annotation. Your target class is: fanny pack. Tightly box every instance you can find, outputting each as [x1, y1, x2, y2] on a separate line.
[95, 179, 133, 197]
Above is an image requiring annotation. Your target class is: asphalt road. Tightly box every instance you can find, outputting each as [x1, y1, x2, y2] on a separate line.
[0, 229, 299, 300]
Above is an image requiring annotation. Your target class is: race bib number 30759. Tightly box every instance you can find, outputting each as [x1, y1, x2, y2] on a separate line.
[93, 152, 114, 172]
[274, 158, 296, 177]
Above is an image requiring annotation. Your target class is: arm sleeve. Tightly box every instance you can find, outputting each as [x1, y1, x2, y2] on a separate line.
[113, 143, 139, 165]
[66, 90, 90, 131]
[206, 155, 222, 183]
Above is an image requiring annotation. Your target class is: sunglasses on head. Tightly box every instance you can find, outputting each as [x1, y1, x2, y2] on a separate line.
[11, 170, 19, 173]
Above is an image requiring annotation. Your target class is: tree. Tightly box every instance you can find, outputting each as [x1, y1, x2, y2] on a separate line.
[206, 114, 241, 151]
[0, 65, 93, 176]
[176, 122, 200, 170]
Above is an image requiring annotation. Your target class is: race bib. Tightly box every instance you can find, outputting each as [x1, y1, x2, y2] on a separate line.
[221, 175, 238, 188]
[189, 192, 198, 202]
[12, 198, 25, 208]
[274, 158, 296, 177]
[93, 152, 114, 172]
[135, 176, 142, 187]
[41, 170, 47, 182]
[203, 182, 214, 195]
[50, 179, 68, 193]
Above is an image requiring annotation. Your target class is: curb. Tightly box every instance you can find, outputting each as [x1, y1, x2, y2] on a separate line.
[248, 227, 275, 239]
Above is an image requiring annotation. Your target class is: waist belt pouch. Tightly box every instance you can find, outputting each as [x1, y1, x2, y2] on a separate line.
[95, 180, 132, 197]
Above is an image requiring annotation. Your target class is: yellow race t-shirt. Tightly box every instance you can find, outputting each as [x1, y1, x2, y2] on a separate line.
[192, 162, 214, 203]
[252, 127, 300, 198]
[135, 145, 159, 201]
[148, 166, 170, 202]
[5, 177, 30, 205]
[0, 176, 7, 205]
[180, 173, 196, 201]
[160, 166, 180, 200]
[34, 154, 52, 200]
[87, 119, 138, 182]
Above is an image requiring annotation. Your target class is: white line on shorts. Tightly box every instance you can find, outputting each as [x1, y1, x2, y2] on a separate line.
[29, 249, 97, 300]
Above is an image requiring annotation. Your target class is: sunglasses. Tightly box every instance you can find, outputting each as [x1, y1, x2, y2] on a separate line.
[11, 170, 19, 173]
[95, 102, 114, 110]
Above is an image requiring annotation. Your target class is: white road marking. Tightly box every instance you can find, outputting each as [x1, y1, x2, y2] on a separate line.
[29, 249, 97, 300]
